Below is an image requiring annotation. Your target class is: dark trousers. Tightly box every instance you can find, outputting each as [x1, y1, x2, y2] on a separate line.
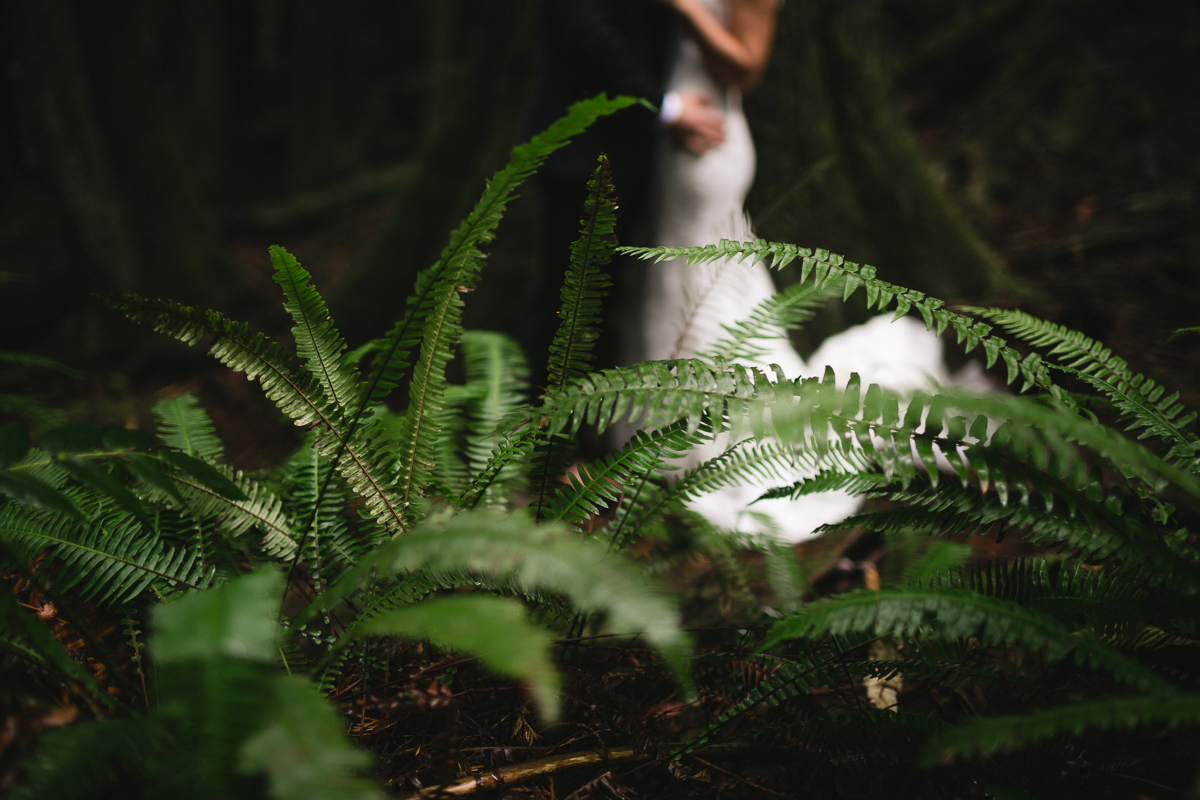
[523, 171, 652, 396]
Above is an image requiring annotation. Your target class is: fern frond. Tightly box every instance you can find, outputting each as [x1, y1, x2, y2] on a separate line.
[364, 94, 637, 409]
[834, 463, 1197, 590]
[0, 503, 216, 607]
[306, 509, 691, 682]
[542, 359, 767, 438]
[432, 386, 472, 498]
[166, 469, 298, 559]
[922, 693, 1200, 765]
[105, 294, 409, 535]
[284, 442, 369, 579]
[620, 241, 1063, 398]
[967, 306, 1198, 458]
[461, 331, 529, 492]
[544, 155, 617, 395]
[761, 588, 1176, 694]
[702, 279, 840, 365]
[269, 246, 363, 419]
[152, 394, 225, 462]
[458, 425, 536, 509]
[544, 420, 699, 531]
[357, 595, 561, 720]
[375, 97, 638, 519]
[241, 673, 385, 800]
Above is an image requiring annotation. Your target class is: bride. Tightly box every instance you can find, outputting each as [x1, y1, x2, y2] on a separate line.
[635, 0, 966, 541]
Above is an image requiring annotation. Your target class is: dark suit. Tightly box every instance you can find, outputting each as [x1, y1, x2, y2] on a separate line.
[524, 0, 674, 388]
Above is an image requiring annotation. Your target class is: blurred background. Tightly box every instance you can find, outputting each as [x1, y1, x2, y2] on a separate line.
[2, 0, 1199, 465]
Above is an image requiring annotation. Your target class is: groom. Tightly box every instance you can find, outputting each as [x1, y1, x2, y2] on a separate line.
[523, 0, 725, 389]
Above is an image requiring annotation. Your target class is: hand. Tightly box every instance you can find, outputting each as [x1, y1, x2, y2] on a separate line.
[668, 91, 725, 155]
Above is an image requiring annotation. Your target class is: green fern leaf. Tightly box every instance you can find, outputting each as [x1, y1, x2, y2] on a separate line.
[967, 306, 1198, 458]
[269, 246, 362, 419]
[364, 94, 637, 410]
[390, 99, 638, 521]
[0, 503, 215, 607]
[620, 241, 1064, 399]
[152, 394, 226, 462]
[762, 588, 1176, 694]
[305, 509, 691, 684]
[356, 595, 560, 720]
[922, 693, 1200, 765]
[105, 294, 410, 535]
[544, 155, 617, 395]
[461, 331, 529, 493]
[240, 674, 384, 800]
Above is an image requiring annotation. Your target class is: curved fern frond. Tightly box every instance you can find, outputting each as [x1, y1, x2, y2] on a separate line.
[544, 154, 617, 396]
[545, 420, 700, 531]
[152, 394, 225, 462]
[542, 359, 766, 438]
[104, 294, 408, 535]
[833, 463, 1198, 590]
[0, 504, 216, 607]
[967, 306, 1198, 460]
[458, 425, 536, 510]
[620, 241, 1063, 398]
[702, 279, 840, 365]
[921, 693, 1200, 765]
[269, 246, 362, 419]
[167, 469, 297, 559]
[356, 595, 561, 720]
[461, 331, 529, 490]
[761, 588, 1176, 694]
[305, 509, 691, 683]
[377, 97, 638, 521]
[364, 94, 637, 409]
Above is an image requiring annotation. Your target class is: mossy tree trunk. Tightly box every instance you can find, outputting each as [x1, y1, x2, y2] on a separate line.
[334, 0, 540, 345]
[747, 0, 1008, 308]
[5, 0, 235, 311]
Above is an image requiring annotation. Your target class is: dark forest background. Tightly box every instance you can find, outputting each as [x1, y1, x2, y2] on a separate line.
[3, 0, 1199, 467]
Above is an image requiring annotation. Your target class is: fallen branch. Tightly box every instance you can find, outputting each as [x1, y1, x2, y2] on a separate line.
[400, 743, 754, 798]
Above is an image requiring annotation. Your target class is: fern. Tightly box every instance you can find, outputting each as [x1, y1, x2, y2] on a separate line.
[381, 97, 637, 521]
[460, 331, 529, 498]
[967, 306, 1199, 460]
[304, 509, 691, 681]
[922, 693, 1200, 764]
[543, 155, 618, 396]
[364, 95, 636, 410]
[355, 595, 561, 719]
[105, 294, 409, 535]
[621, 240, 1064, 398]
[702, 279, 840, 365]
[270, 245, 362, 420]
[0, 503, 216, 607]
[761, 587, 1177, 694]
[546, 420, 701, 532]
[152, 394, 226, 461]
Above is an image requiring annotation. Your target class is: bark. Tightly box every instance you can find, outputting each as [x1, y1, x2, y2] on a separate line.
[7, 0, 140, 293]
[334, 0, 540, 345]
[746, 0, 1009, 306]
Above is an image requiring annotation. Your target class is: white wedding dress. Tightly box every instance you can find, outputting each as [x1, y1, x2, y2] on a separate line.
[633, 0, 986, 542]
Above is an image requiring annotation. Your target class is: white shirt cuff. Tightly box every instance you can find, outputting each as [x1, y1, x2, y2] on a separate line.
[660, 91, 683, 124]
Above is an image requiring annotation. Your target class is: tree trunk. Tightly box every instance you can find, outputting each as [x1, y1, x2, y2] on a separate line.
[334, 0, 540, 345]
[746, 0, 1009, 307]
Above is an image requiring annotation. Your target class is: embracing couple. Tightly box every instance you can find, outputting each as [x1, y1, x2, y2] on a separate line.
[525, 0, 970, 541]
[525, 0, 781, 376]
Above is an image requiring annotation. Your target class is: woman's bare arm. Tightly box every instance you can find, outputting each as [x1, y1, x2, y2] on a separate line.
[666, 0, 777, 90]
